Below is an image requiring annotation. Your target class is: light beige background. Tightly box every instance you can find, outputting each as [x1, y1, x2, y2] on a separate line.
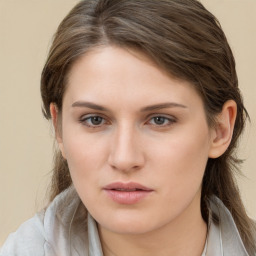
[0, 0, 255, 246]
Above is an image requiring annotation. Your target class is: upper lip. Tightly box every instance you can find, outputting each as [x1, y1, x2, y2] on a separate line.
[103, 182, 153, 191]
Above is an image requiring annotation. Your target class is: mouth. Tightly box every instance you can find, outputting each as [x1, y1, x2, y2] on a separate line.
[103, 182, 153, 204]
[104, 182, 153, 191]
[111, 188, 144, 191]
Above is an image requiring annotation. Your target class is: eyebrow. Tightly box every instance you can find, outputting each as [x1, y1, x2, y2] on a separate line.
[71, 101, 188, 112]
[140, 102, 188, 112]
[72, 101, 108, 111]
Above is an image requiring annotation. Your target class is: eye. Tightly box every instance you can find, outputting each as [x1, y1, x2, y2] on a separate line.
[80, 115, 107, 127]
[148, 116, 176, 126]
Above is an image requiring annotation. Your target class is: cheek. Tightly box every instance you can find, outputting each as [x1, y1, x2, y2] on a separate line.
[62, 133, 107, 207]
[61, 125, 109, 183]
[151, 128, 209, 169]
[149, 124, 210, 195]
[62, 119, 107, 160]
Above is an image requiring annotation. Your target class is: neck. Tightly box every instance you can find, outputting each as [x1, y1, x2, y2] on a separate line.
[98, 196, 207, 256]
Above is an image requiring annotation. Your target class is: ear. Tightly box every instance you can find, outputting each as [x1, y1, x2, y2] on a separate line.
[50, 103, 66, 159]
[208, 100, 237, 158]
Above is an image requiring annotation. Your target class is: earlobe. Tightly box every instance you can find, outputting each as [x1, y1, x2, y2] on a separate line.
[50, 103, 66, 159]
[208, 100, 237, 158]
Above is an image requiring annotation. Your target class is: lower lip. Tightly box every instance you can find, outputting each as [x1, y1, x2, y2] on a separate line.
[104, 189, 153, 204]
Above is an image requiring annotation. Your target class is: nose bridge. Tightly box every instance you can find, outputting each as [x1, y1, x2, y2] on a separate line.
[108, 121, 144, 172]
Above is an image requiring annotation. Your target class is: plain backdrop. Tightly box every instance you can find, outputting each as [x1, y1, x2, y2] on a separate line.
[0, 0, 255, 246]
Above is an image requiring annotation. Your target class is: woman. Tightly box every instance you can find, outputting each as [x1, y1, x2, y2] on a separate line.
[1, 0, 255, 255]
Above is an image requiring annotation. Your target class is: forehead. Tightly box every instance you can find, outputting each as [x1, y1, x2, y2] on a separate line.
[64, 46, 203, 112]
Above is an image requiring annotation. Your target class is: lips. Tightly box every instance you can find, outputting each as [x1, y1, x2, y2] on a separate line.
[103, 182, 153, 204]
[104, 182, 152, 191]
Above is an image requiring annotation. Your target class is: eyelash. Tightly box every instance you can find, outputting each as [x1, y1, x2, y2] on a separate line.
[147, 115, 176, 127]
[79, 114, 176, 128]
[79, 115, 108, 128]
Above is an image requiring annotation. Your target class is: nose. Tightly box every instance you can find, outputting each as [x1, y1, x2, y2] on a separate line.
[108, 124, 145, 172]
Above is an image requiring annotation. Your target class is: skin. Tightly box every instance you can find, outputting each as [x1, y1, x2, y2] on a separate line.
[51, 46, 236, 256]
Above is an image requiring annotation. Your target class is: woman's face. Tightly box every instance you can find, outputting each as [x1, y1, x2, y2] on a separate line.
[57, 46, 215, 235]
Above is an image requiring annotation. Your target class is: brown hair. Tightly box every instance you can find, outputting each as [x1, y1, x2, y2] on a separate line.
[41, 0, 255, 253]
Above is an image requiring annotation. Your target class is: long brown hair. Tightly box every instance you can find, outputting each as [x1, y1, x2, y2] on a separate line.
[41, 0, 255, 253]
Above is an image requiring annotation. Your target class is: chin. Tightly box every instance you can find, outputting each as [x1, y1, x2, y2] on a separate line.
[92, 209, 145, 232]
[103, 221, 153, 235]
[95, 210, 168, 235]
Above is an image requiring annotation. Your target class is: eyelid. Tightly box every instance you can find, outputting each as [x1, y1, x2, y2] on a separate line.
[79, 113, 110, 127]
[78, 113, 177, 128]
[146, 114, 177, 126]
[146, 113, 177, 120]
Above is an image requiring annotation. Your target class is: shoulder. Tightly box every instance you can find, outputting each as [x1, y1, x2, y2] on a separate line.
[208, 196, 253, 256]
[0, 186, 87, 256]
[0, 211, 51, 256]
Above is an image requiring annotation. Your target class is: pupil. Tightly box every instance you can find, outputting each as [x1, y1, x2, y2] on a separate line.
[91, 116, 102, 125]
[154, 117, 165, 125]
